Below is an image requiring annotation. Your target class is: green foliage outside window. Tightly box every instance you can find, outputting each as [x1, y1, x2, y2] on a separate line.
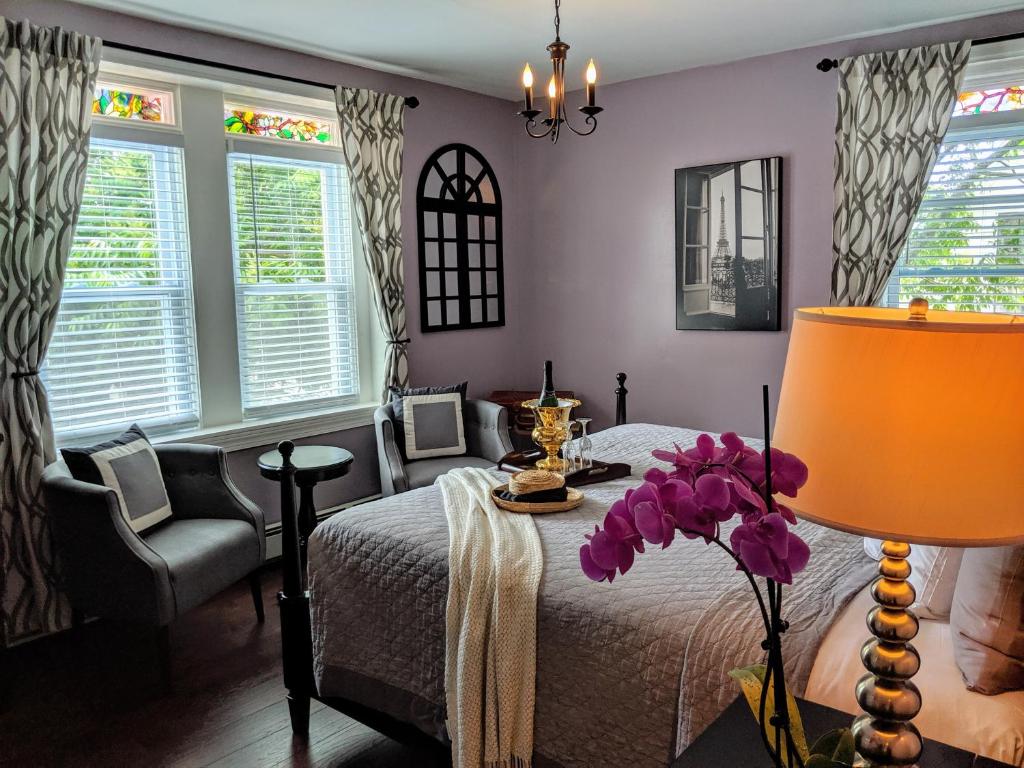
[890, 136, 1024, 314]
[232, 160, 329, 285]
[69, 147, 162, 288]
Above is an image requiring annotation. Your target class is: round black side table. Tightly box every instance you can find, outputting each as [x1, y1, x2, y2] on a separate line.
[258, 443, 354, 572]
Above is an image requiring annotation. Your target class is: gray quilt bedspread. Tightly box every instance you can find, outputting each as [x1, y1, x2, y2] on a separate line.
[308, 423, 874, 768]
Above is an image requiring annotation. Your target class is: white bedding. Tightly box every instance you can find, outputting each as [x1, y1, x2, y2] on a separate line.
[806, 587, 1024, 765]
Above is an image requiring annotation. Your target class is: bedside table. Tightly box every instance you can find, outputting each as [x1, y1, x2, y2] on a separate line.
[673, 696, 1011, 767]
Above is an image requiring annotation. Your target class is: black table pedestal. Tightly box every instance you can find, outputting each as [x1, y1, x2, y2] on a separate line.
[257, 442, 354, 737]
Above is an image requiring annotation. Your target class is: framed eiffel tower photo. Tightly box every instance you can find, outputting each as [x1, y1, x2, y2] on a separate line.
[674, 156, 782, 331]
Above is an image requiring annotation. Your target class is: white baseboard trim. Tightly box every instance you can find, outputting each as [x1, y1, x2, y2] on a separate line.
[264, 493, 382, 561]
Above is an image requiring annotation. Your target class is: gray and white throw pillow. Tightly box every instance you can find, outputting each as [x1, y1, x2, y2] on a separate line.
[61, 424, 173, 534]
[389, 381, 468, 422]
[402, 393, 466, 460]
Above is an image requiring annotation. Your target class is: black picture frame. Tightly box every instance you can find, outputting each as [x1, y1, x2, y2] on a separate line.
[416, 143, 505, 332]
[674, 156, 782, 331]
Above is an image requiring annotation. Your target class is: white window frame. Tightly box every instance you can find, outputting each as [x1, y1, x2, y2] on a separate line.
[49, 55, 383, 450]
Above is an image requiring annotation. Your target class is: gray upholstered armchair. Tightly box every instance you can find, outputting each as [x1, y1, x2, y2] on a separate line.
[375, 399, 513, 496]
[41, 443, 265, 686]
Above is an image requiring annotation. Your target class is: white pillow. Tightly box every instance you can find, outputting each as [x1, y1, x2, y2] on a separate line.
[863, 539, 964, 620]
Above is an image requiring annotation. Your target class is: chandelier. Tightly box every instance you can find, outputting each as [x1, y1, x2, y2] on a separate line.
[517, 0, 602, 143]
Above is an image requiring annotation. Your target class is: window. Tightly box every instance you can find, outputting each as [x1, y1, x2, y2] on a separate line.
[884, 46, 1024, 315]
[228, 152, 359, 417]
[44, 138, 199, 438]
[45, 64, 374, 446]
[883, 129, 1024, 314]
[680, 172, 709, 287]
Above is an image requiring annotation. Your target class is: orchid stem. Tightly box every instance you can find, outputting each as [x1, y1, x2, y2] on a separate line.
[682, 529, 771, 636]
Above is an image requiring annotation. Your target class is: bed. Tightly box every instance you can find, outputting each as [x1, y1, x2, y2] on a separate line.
[289, 423, 875, 767]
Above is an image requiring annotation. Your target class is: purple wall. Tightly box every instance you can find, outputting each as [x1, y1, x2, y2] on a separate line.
[514, 10, 1024, 437]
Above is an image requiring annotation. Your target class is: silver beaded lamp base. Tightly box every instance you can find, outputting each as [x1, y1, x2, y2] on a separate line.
[852, 540, 923, 767]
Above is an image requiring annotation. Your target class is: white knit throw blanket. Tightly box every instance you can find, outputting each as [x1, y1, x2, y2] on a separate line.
[437, 467, 543, 768]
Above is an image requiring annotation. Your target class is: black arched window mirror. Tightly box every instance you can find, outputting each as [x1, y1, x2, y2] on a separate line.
[416, 143, 504, 332]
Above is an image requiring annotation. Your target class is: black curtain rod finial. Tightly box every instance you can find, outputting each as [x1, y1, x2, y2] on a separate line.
[816, 57, 838, 72]
[404, 96, 420, 109]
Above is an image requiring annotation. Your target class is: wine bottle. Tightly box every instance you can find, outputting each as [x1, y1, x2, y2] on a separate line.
[538, 360, 559, 407]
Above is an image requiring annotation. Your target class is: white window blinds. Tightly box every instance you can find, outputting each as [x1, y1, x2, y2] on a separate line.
[227, 152, 359, 418]
[44, 138, 200, 440]
[884, 128, 1024, 313]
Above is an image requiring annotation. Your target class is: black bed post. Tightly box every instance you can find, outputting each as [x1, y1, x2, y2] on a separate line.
[276, 440, 313, 736]
[615, 372, 628, 426]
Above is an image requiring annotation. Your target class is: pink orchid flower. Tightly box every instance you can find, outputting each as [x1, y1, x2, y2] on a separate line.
[729, 512, 810, 585]
[580, 432, 811, 584]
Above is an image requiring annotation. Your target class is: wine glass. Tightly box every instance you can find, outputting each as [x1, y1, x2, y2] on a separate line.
[576, 418, 593, 469]
[562, 419, 579, 474]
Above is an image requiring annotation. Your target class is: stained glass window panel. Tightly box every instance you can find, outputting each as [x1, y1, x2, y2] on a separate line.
[955, 86, 1024, 117]
[224, 104, 335, 145]
[92, 84, 170, 123]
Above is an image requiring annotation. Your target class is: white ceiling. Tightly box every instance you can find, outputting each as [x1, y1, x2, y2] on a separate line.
[71, 0, 1024, 99]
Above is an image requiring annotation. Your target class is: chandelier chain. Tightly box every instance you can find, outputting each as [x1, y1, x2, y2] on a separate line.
[554, 0, 561, 40]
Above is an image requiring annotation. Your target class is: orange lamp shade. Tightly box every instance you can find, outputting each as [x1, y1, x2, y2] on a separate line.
[773, 306, 1024, 547]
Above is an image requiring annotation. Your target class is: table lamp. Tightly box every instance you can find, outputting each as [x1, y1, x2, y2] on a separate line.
[773, 300, 1024, 766]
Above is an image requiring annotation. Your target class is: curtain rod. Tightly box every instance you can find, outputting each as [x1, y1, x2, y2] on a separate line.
[814, 30, 1024, 73]
[102, 40, 420, 109]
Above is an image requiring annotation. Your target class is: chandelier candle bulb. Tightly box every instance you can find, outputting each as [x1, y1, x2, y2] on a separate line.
[586, 58, 597, 106]
[522, 63, 534, 111]
[548, 75, 558, 119]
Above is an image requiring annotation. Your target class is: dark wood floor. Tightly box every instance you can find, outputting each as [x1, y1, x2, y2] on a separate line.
[0, 566, 450, 767]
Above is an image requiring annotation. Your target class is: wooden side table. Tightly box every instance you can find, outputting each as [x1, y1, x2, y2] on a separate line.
[258, 444, 354, 573]
[673, 696, 1011, 768]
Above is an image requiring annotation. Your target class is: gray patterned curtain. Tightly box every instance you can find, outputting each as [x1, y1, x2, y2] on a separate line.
[0, 18, 100, 646]
[831, 42, 970, 306]
[335, 86, 409, 402]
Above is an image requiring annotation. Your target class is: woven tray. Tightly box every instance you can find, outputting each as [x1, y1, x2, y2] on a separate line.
[491, 484, 584, 514]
